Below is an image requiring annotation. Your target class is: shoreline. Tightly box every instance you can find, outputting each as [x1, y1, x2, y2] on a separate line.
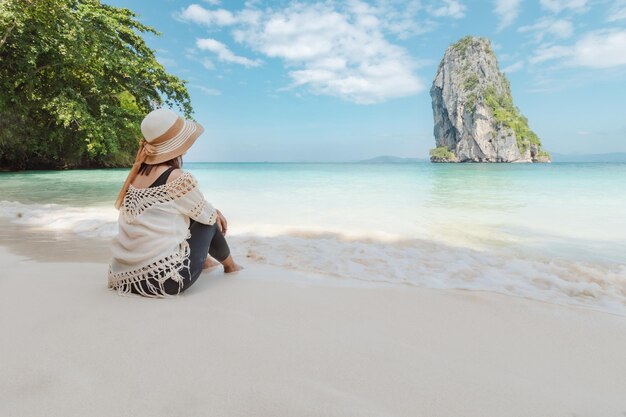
[2, 245, 626, 416]
[2, 216, 626, 317]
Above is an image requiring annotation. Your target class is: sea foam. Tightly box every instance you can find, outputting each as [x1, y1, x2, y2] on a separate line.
[0, 201, 118, 238]
[1, 200, 625, 316]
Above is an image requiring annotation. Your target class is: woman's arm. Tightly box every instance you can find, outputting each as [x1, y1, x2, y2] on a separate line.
[169, 172, 218, 225]
[216, 209, 228, 235]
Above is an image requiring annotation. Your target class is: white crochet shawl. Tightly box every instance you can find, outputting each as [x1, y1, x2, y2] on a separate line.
[108, 171, 217, 297]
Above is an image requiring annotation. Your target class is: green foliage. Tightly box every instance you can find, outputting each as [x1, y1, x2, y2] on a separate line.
[451, 36, 494, 58]
[465, 92, 477, 112]
[464, 73, 479, 91]
[452, 36, 474, 55]
[0, 0, 192, 170]
[463, 73, 479, 111]
[537, 150, 551, 159]
[482, 86, 542, 154]
[429, 146, 456, 160]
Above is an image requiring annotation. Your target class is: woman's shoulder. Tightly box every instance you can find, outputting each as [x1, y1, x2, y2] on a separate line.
[166, 169, 199, 184]
[121, 170, 199, 221]
[166, 168, 184, 183]
[164, 170, 201, 198]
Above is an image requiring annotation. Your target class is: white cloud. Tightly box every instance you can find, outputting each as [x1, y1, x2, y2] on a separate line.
[243, 2, 423, 103]
[202, 0, 221, 5]
[570, 29, 626, 68]
[607, 0, 626, 21]
[178, 4, 264, 27]
[494, 0, 522, 30]
[196, 38, 261, 67]
[191, 84, 221, 96]
[180, 1, 447, 39]
[182, 1, 425, 104]
[428, 0, 466, 19]
[518, 17, 573, 43]
[502, 60, 524, 73]
[350, 0, 436, 39]
[530, 29, 626, 68]
[529, 44, 571, 64]
[540, 0, 588, 13]
[179, 4, 237, 26]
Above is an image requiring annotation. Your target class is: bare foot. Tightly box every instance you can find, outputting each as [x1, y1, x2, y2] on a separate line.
[203, 258, 220, 270]
[221, 255, 243, 274]
[224, 263, 244, 274]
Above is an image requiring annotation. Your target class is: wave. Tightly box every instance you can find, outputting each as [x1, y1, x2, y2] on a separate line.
[2, 200, 625, 315]
[0, 201, 118, 238]
[228, 232, 626, 316]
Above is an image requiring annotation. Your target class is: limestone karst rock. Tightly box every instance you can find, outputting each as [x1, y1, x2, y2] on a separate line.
[430, 36, 550, 163]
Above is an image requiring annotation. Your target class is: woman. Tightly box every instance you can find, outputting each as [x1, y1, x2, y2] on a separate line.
[108, 108, 241, 297]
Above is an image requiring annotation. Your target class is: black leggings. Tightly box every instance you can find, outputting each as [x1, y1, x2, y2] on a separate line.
[132, 219, 231, 296]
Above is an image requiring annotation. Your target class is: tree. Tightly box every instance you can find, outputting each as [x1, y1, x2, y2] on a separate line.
[0, 0, 193, 170]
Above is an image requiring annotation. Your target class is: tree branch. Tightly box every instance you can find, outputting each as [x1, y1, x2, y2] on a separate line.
[0, 24, 16, 50]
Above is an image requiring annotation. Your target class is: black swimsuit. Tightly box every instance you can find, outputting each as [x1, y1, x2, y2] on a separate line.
[131, 167, 231, 296]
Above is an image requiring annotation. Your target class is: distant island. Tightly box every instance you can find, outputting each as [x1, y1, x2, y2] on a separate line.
[358, 156, 428, 163]
[550, 152, 626, 163]
[358, 153, 626, 164]
[430, 36, 550, 163]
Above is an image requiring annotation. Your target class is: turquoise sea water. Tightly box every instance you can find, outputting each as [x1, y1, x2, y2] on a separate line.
[1, 162, 625, 313]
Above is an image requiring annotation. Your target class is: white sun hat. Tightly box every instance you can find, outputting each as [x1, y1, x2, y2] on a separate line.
[139, 108, 204, 164]
[114, 108, 204, 209]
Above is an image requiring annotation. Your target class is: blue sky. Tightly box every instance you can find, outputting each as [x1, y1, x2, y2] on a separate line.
[106, 0, 626, 162]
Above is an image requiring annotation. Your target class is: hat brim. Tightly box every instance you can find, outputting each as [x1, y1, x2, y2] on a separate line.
[144, 120, 204, 165]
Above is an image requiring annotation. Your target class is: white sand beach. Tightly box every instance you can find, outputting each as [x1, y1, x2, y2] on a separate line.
[4, 2, 626, 415]
[2, 244, 626, 417]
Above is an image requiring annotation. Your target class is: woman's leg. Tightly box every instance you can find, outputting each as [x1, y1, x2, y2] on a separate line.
[166, 219, 240, 294]
[207, 226, 230, 262]
[130, 220, 217, 296]
[207, 225, 242, 273]
[168, 219, 217, 293]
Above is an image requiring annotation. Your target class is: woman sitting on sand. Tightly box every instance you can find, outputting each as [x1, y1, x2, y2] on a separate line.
[108, 108, 241, 297]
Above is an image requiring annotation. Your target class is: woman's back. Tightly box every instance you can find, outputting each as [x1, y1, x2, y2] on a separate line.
[108, 107, 240, 297]
[130, 165, 182, 189]
[108, 167, 218, 295]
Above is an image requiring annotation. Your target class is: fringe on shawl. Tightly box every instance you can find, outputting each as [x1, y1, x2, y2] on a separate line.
[107, 242, 190, 298]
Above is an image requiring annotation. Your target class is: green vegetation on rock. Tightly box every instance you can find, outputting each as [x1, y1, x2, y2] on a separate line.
[463, 72, 479, 112]
[463, 73, 479, 91]
[451, 36, 474, 55]
[482, 86, 540, 154]
[465, 92, 478, 112]
[451, 36, 495, 58]
[537, 149, 551, 159]
[429, 146, 456, 160]
[0, 0, 192, 170]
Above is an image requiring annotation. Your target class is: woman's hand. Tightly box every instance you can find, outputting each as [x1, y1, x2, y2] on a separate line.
[216, 209, 228, 235]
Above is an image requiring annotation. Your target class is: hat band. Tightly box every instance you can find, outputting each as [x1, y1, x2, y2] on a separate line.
[153, 120, 196, 154]
[149, 117, 185, 145]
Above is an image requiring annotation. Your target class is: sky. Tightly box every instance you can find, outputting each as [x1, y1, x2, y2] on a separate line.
[105, 0, 626, 162]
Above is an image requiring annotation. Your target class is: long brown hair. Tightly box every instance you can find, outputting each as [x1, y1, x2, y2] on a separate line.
[137, 156, 182, 175]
